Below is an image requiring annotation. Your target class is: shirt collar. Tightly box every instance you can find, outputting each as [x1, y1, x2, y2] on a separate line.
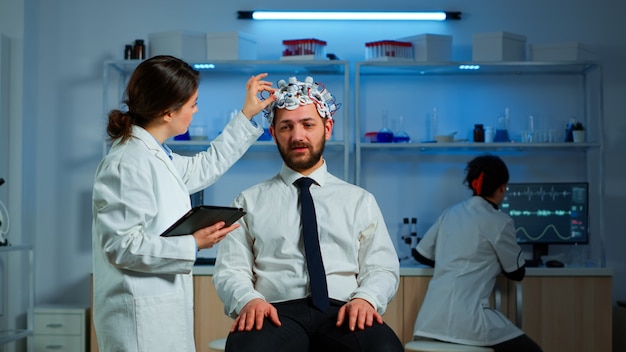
[279, 160, 328, 187]
[161, 142, 173, 160]
[130, 125, 173, 160]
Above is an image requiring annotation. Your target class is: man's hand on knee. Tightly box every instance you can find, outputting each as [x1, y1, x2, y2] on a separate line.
[336, 298, 383, 331]
[231, 298, 281, 332]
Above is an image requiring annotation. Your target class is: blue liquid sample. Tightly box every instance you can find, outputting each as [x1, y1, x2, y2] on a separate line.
[493, 129, 510, 142]
[376, 130, 394, 143]
[393, 134, 411, 143]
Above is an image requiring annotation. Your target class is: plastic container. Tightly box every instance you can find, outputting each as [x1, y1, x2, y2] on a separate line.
[364, 132, 378, 143]
[281, 39, 326, 60]
[484, 126, 494, 143]
[365, 40, 413, 61]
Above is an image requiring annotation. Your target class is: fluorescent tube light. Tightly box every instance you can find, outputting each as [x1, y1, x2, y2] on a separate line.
[237, 11, 461, 21]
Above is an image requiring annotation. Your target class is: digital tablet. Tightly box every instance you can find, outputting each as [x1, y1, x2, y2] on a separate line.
[160, 205, 246, 237]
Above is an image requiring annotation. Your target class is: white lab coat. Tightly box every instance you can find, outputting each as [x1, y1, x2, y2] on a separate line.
[92, 113, 261, 352]
[413, 196, 526, 346]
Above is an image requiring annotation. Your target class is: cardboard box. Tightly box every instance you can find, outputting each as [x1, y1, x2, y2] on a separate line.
[473, 31, 526, 61]
[148, 31, 207, 62]
[529, 42, 594, 61]
[400, 34, 453, 62]
[206, 32, 257, 60]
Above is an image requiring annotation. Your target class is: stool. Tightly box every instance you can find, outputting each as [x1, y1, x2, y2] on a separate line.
[405, 340, 494, 352]
[208, 338, 227, 351]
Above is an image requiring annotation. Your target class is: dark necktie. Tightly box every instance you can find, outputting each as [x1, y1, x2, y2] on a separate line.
[294, 177, 329, 311]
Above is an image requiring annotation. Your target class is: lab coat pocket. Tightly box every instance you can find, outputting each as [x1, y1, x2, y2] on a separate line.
[135, 292, 188, 352]
[479, 298, 509, 340]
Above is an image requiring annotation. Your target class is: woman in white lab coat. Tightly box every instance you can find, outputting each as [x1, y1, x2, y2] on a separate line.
[412, 155, 542, 352]
[92, 55, 276, 352]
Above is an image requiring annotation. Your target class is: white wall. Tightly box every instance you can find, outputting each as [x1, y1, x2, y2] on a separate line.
[14, 0, 626, 308]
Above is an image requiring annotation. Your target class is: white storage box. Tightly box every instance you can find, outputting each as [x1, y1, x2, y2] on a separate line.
[473, 31, 526, 61]
[529, 42, 594, 61]
[206, 32, 257, 60]
[399, 34, 452, 62]
[148, 31, 207, 62]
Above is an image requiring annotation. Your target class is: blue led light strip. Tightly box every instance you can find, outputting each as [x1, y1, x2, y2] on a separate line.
[238, 11, 461, 21]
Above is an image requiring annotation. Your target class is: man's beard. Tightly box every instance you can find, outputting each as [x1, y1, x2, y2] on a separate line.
[276, 138, 326, 172]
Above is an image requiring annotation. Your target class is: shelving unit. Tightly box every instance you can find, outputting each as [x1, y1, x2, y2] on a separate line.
[0, 244, 34, 351]
[354, 60, 605, 264]
[103, 59, 351, 187]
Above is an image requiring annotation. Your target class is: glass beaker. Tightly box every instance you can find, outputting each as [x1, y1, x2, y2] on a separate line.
[392, 115, 410, 143]
[493, 115, 510, 142]
[376, 111, 394, 143]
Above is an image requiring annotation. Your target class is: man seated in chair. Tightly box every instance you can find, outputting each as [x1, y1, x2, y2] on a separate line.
[213, 76, 403, 352]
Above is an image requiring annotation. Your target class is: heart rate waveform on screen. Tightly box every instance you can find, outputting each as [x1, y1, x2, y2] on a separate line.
[502, 183, 588, 244]
[507, 186, 571, 202]
[515, 223, 582, 242]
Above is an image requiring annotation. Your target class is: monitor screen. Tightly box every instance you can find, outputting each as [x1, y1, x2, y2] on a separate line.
[502, 182, 589, 245]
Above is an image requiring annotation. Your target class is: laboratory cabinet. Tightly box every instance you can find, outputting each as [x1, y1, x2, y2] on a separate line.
[504, 274, 612, 352]
[89, 268, 612, 352]
[399, 268, 612, 352]
[102, 59, 351, 194]
[0, 244, 34, 351]
[33, 306, 87, 352]
[354, 61, 605, 264]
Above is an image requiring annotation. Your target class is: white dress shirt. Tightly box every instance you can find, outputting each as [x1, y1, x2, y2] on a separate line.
[213, 162, 400, 318]
[413, 196, 526, 346]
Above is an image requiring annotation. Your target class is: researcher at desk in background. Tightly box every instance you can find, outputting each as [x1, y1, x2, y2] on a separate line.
[213, 76, 403, 352]
[92, 55, 276, 352]
[412, 154, 542, 352]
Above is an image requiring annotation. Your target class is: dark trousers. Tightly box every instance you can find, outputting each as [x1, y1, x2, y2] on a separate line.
[225, 298, 404, 352]
[490, 334, 543, 352]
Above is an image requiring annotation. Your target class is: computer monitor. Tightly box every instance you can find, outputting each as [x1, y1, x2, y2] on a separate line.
[501, 182, 589, 263]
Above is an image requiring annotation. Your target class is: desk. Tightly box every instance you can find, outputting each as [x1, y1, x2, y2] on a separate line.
[90, 266, 613, 352]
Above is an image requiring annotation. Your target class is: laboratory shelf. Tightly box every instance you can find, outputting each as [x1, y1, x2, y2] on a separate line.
[354, 60, 606, 269]
[358, 141, 601, 152]
[355, 60, 598, 76]
[103, 59, 351, 182]
[166, 140, 347, 154]
[0, 244, 34, 351]
[105, 59, 347, 75]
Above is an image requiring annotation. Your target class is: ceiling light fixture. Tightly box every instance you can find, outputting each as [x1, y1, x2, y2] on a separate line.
[237, 11, 461, 21]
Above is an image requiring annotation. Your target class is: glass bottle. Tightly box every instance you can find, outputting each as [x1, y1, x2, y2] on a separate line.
[132, 39, 145, 60]
[565, 117, 575, 142]
[428, 107, 438, 141]
[124, 45, 133, 60]
[473, 124, 485, 142]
